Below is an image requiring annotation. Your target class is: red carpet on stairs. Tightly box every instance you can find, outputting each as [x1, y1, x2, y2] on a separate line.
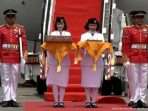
[51, 0, 103, 41]
[44, 0, 103, 102]
[40, 1, 135, 111]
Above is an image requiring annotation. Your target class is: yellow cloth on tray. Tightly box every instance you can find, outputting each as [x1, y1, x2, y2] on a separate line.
[76, 41, 113, 71]
[41, 41, 76, 72]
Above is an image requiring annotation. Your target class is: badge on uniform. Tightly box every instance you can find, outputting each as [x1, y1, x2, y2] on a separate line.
[13, 27, 19, 37]
[143, 28, 147, 32]
[143, 28, 148, 37]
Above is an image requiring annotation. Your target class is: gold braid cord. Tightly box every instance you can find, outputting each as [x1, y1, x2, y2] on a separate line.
[77, 41, 113, 71]
[41, 41, 76, 72]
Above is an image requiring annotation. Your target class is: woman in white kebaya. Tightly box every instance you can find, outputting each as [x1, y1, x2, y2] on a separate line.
[80, 18, 105, 108]
[47, 17, 71, 107]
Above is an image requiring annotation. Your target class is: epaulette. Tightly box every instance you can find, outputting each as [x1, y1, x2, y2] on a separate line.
[145, 25, 148, 30]
[0, 24, 5, 28]
[124, 25, 134, 30]
[125, 25, 133, 28]
[145, 24, 148, 28]
[15, 24, 24, 29]
[123, 25, 132, 29]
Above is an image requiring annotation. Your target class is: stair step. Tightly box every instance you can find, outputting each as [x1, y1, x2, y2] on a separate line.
[69, 80, 81, 84]
[47, 84, 84, 92]
[44, 92, 86, 102]
[70, 64, 80, 67]
[69, 69, 81, 75]
[69, 73, 81, 77]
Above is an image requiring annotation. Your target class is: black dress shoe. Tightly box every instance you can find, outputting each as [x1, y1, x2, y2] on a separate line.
[59, 102, 64, 108]
[1, 101, 10, 107]
[137, 100, 148, 108]
[85, 102, 91, 108]
[128, 101, 135, 107]
[127, 101, 138, 108]
[0, 101, 3, 105]
[53, 102, 59, 108]
[0, 101, 4, 105]
[9, 100, 19, 107]
[141, 103, 148, 108]
[91, 102, 98, 108]
[131, 103, 138, 108]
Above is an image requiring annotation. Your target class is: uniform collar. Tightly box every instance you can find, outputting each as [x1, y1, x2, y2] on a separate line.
[5, 24, 17, 29]
[134, 24, 146, 29]
[88, 31, 96, 33]
[88, 31, 96, 36]
[88, 31, 96, 34]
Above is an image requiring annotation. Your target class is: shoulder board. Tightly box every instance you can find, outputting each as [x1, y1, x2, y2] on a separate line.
[125, 25, 133, 28]
[15, 24, 24, 28]
[0, 25, 5, 28]
[124, 25, 133, 29]
[145, 25, 148, 28]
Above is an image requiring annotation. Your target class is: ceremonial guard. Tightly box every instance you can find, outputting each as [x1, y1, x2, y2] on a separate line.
[80, 18, 105, 108]
[0, 9, 28, 107]
[122, 10, 148, 108]
[42, 17, 71, 107]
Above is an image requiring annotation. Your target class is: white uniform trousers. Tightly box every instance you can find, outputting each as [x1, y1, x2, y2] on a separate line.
[1, 63, 20, 101]
[126, 63, 148, 103]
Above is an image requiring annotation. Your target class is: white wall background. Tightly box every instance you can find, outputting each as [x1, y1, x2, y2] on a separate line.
[0, 0, 44, 52]
[116, 0, 148, 23]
